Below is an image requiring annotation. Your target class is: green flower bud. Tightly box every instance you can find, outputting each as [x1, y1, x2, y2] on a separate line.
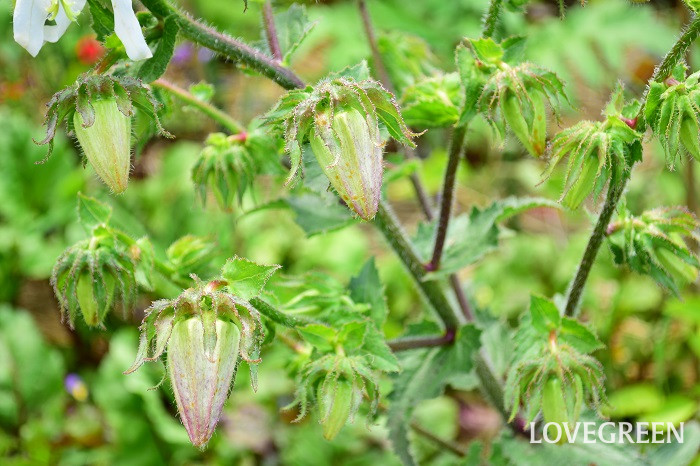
[168, 317, 241, 448]
[266, 77, 416, 220]
[679, 116, 700, 162]
[74, 99, 131, 193]
[51, 233, 135, 328]
[37, 74, 171, 193]
[125, 276, 264, 448]
[309, 108, 382, 220]
[318, 377, 358, 440]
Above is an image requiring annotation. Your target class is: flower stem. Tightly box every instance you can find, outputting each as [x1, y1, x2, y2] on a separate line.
[140, 0, 305, 90]
[249, 297, 313, 328]
[482, 0, 504, 39]
[564, 14, 700, 318]
[388, 328, 456, 352]
[357, 0, 394, 93]
[263, 0, 283, 62]
[152, 79, 245, 134]
[427, 125, 467, 272]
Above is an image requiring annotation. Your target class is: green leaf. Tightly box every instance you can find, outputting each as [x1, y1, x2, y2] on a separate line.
[297, 324, 336, 351]
[455, 43, 485, 125]
[559, 317, 603, 354]
[361, 325, 399, 372]
[327, 61, 371, 81]
[530, 295, 561, 335]
[420, 197, 559, 279]
[77, 192, 112, 232]
[273, 3, 317, 64]
[137, 15, 178, 83]
[401, 73, 461, 128]
[388, 324, 480, 465]
[468, 38, 504, 64]
[87, 0, 114, 41]
[221, 256, 280, 300]
[134, 237, 155, 291]
[189, 82, 215, 103]
[166, 235, 216, 273]
[348, 258, 388, 327]
[285, 194, 357, 236]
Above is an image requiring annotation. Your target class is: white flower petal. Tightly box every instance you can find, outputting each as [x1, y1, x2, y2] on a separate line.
[112, 0, 152, 61]
[44, 0, 86, 43]
[13, 0, 51, 56]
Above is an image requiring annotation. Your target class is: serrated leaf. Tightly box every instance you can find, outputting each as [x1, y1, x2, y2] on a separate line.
[87, 0, 114, 41]
[77, 192, 112, 232]
[285, 194, 357, 236]
[221, 257, 280, 300]
[530, 295, 561, 335]
[297, 324, 336, 351]
[348, 258, 388, 327]
[559, 317, 603, 354]
[327, 61, 371, 81]
[468, 38, 504, 64]
[420, 197, 559, 279]
[361, 325, 399, 372]
[273, 4, 317, 64]
[138, 15, 178, 83]
[388, 324, 480, 465]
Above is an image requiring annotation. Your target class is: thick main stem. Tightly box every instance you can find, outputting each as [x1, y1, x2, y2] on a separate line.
[141, 0, 305, 90]
[428, 125, 467, 272]
[263, 0, 283, 61]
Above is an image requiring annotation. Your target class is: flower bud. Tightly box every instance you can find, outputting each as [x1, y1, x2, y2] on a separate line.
[73, 98, 131, 193]
[75, 271, 115, 327]
[318, 377, 358, 440]
[679, 116, 700, 162]
[168, 316, 241, 448]
[309, 108, 383, 220]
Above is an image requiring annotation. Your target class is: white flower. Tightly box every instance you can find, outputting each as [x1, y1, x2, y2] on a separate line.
[12, 0, 153, 61]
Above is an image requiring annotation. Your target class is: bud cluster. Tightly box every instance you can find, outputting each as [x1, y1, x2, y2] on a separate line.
[266, 77, 416, 220]
[51, 227, 135, 328]
[125, 277, 264, 448]
[192, 123, 281, 210]
[287, 354, 378, 440]
[38, 74, 170, 193]
[645, 64, 700, 168]
[505, 296, 606, 427]
[606, 201, 700, 294]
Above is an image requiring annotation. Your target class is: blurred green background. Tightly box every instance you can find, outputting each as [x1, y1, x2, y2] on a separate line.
[1, 0, 700, 464]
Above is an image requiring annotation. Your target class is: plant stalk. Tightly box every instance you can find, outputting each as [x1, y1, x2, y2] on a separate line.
[263, 0, 283, 61]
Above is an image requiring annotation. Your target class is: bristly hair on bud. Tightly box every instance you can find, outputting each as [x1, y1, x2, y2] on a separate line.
[285, 354, 379, 441]
[36, 73, 172, 193]
[606, 200, 700, 294]
[645, 62, 700, 169]
[124, 275, 264, 448]
[51, 228, 136, 328]
[265, 77, 417, 220]
[543, 84, 642, 209]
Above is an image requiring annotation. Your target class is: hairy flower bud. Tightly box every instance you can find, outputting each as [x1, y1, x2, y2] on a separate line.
[125, 277, 263, 448]
[74, 99, 131, 193]
[168, 317, 241, 447]
[37, 74, 171, 192]
[309, 108, 383, 220]
[317, 377, 359, 440]
[266, 77, 416, 220]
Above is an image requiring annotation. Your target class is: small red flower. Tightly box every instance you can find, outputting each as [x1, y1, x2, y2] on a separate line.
[76, 37, 104, 65]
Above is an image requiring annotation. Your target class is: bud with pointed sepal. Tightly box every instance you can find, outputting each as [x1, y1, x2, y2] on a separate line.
[51, 228, 135, 328]
[266, 76, 416, 220]
[36, 74, 171, 193]
[309, 108, 383, 220]
[125, 276, 264, 448]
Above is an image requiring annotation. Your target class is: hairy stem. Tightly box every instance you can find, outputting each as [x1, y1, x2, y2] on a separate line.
[140, 0, 305, 90]
[250, 297, 312, 327]
[428, 125, 467, 272]
[565, 15, 700, 318]
[357, 0, 394, 93]
[482, 0, 504, 39]
[263, 0, 283, 61]
[388, 328, 456, 352]
[374, 200, 465, 330]
[152, 79, 245, 134]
